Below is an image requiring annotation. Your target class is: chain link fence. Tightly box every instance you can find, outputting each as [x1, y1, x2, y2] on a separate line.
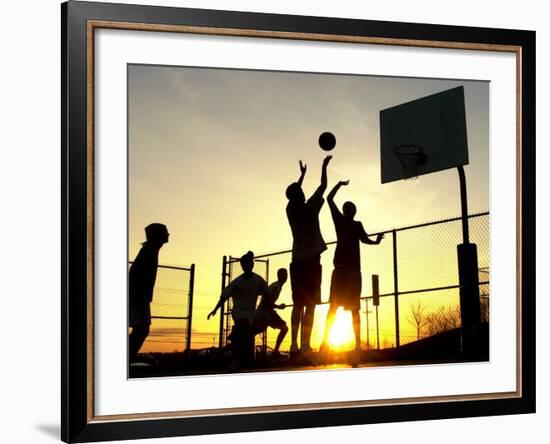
[219, 212, 489, 352]
[364, 212, 489, 348]
[129, 263, 195, 354]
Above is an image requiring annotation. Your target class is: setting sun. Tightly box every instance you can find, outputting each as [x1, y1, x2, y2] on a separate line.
[327, 309, 356, 351]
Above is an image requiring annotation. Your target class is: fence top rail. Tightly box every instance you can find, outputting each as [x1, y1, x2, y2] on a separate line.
[128, 261, 194, 272]
[227, 256, 269, 264]
[247, 212, 489, 260]
[151, 315, 189, 320]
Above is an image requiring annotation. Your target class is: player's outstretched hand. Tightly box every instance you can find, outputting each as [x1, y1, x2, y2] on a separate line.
[299, 160, 307, 174]
[207, 309, 216, 320]
[339, 180, 350, 186]
[323, 155, 333, 166]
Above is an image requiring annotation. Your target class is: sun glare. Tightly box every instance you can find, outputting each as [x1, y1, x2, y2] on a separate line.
[327, 309, 356, 351]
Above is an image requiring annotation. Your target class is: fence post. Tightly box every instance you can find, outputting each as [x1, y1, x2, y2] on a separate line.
[264, 259, 270, 355]
[392, 229, 400, 348]
[219, 256, 227, 350]
[365, 299, 370, 350]
[376, 305, 380, 350]
[186, 263, 195, 363]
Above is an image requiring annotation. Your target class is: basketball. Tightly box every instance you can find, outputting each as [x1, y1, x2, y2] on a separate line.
[319, 132, 336, 151]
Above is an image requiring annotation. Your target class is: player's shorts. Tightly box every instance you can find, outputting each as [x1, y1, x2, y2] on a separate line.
[290, 255, 322, 307]
[254, 311, 287, 333]
[329, 267, 362, 310]
[129, 301, 151, 327]
[229, 319, 254, 342]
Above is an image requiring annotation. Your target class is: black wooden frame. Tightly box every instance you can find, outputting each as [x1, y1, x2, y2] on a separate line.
[62, 1, 536, 442]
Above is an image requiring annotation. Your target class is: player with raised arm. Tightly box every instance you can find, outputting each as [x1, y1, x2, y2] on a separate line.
[320, 180, 384, 358]
[285, 155, 332, 360]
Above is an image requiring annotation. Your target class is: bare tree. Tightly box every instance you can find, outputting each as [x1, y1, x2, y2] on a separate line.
[425, 306, 461, 336]
[480, 287, 490, 323]
[408, 300, 427, 341]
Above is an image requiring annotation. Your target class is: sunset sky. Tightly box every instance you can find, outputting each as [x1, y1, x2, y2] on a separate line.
[127, 64, 489, 351]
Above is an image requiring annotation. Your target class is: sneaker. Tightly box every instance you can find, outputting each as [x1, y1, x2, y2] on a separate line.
[299, 344, 318, 366]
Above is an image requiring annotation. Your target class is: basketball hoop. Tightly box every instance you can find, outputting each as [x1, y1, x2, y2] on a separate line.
[393, 144, 427, 180]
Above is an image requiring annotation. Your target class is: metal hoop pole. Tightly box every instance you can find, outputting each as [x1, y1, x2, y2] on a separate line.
[457, 166, 470, 244]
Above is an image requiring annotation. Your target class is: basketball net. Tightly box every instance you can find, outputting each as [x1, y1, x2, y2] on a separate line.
[393, 144, 426, 180]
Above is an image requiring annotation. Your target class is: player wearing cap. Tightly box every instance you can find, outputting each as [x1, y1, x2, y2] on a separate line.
[128, 223, 170, 363]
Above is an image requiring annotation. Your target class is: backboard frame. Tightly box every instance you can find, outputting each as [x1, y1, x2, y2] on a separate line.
[380, 86, 470, 183]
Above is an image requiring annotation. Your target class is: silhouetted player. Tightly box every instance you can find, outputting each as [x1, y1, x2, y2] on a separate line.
[286, 155, 332, 358]
[254, 268, 289, 358]
[129, 223, 170, 363]
[208, 251, 269, 368]
[320, 181, 384, 354]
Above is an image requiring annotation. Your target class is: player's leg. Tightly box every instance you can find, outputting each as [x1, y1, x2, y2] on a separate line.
[129, 323, 150, 361]
[352, 308, 361, 350]
[231, 320, 253, 368]
[275, 325, 288, 353]
[301, 255, 322, 352]
[289, 260, 304, 354]
[268, 312, 288, 354]
[301, 304, 316, 351]
[290, 304, 303, 354]
[243, 323, 255, 368]
[129, 301, 151, 361]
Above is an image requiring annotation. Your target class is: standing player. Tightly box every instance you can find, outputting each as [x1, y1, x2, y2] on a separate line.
[285, 155, 332, 358]
[254, 268, 289, 358]
[320, 180, 384, 355]
[208, 251, 269, 368]
[129, 223, 170, 363]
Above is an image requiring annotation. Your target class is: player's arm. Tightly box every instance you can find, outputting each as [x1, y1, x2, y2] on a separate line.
[297, 160, 307, 187]
[207, 285, 232, 320]
[327, 180, 349, 214]
[314, 155, 332, 196]
[359, 224, 384, 245]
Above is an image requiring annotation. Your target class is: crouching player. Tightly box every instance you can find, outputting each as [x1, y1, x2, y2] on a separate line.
[254, 268, 289, 359]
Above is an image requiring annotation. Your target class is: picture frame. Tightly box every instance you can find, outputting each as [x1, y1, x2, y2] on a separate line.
[61, 0, 536, 442]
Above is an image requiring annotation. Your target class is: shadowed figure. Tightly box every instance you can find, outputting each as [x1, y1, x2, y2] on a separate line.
[208, 251, 269, 369]
[128, 223, 169, 363]
[286, 155, 332, 358]
[320, 181, 384, 355]
[254, 268, 289, 358]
